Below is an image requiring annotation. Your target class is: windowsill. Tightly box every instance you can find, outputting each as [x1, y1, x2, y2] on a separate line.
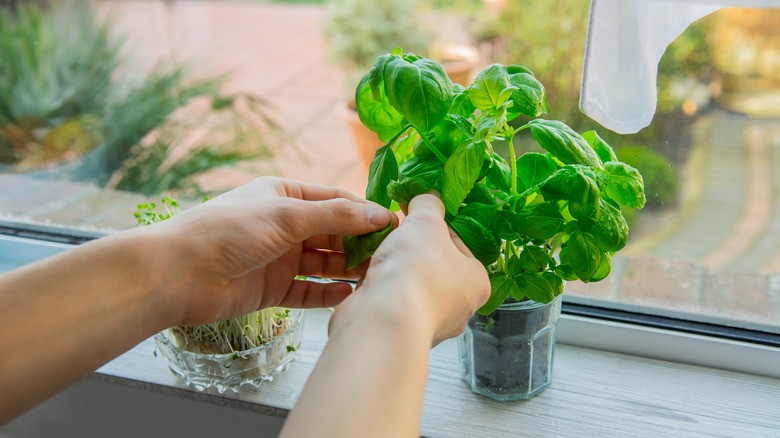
[1, 236, 779, 437]
[7, 309, 766, 437]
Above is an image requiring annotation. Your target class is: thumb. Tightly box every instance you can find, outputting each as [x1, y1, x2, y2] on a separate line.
[296, 198, 398, 239]
[406, 192, 445, 220]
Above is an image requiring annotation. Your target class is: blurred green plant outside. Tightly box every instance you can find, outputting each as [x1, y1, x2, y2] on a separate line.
[0, 3, 285, 197]
[322, 0, 431, 82]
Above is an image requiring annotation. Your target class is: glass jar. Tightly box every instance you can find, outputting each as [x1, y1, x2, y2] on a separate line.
[153, 309, 305, 394]
[458, 296, 562, 401]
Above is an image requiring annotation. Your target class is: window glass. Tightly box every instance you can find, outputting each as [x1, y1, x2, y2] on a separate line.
[0, 1, 778, 334]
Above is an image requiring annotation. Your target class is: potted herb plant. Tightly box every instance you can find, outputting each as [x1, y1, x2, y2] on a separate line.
[135, 197, 304, 394]
[343, 48, 645, 400]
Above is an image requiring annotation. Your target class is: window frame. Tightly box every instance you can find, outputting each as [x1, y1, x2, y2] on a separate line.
[2, 222, 779, 379]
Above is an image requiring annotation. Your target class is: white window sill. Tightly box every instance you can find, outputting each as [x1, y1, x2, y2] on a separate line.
[4, 308, 779, 437]
[2, 234, 779, 437]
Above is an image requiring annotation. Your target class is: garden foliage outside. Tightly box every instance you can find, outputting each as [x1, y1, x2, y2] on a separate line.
[0, 4, 284, 197]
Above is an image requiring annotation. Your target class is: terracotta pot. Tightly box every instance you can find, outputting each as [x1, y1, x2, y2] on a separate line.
[343, 100, 384, 169]
[435, 44, 480, 87]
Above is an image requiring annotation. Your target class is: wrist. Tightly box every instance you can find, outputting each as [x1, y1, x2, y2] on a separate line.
[331, 278, 437, 347]
[111, 225, 192, 330]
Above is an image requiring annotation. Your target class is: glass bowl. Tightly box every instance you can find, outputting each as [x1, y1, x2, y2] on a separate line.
[153, 309, 305, 393]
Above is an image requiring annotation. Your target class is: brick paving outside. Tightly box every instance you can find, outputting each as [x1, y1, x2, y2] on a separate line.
[1, 1, 779, 327]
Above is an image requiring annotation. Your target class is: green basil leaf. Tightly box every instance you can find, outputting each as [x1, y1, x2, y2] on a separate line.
[448, 215, 501, 267]
[514, 202, 564, 240]
[399, 155, 442, 177]
[553, 263, 578, 282]
[355, 74, 406, 143]
[366, 143, 399, 208]
[447, 114, 473, 137]
[473, 113, 501, 142]
[516, 152, 559, 190]
[506, 255, 523, 276]
[590, 251, 612, 282]
[463, 182, 495, 206]
[459, 202, 499, 235]
[508, 71, 549, 119]
[449, 84, 477, 118]
[529, 119, 603, 168]
[540, 165, 600, 219]
[497, 209, 518, 240]
[478, 274, 512, 315]
[392, 129, 417, 165]
[383, 55, 453, 133]
[343, 221, 393, 270]
[469, 63, 515, 112]
[401, 52, 423, 62]
[506, 65, 534, 75]
[516, 272, 555, 303]
[387, 168, 444, 206]
[519, 245, 551, 273]
[542, 271, 565, 297]
[442, 141, 487, 215]
[368, 54, 390, 102]
[582, 130, 618, 164]
[479, 154, 493, 187]
[555, 247, 578, 281]
[426, 116, 471, 158]
[568, 230, 602, 282]
[486, 153, 512, 192]
[603, 162, 646, 209]
[579, 198, 629, 252]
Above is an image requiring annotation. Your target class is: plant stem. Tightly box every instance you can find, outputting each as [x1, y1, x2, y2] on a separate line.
[415, 127, 448, 164]
[548, 235, 562, 257]
[507, 131, 518, 196]
[497, 240, 507, 272]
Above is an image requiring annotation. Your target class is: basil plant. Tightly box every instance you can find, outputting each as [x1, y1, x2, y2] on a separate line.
[343, 48, 645, 315]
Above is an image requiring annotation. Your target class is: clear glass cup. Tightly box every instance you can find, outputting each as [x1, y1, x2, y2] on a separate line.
[153, 309, 305, 394]
[458, 296, 562, 401]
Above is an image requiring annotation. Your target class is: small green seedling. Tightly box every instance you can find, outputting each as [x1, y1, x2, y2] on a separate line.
[343, 48, 645, 315]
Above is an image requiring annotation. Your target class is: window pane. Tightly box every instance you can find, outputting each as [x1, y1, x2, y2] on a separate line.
[564, 7, 780, 334]
[0, 1, 778, 335]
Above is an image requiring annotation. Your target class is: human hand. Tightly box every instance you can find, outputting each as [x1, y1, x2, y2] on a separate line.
[152, 177, 399, 326]
[330, 193, 490, 347]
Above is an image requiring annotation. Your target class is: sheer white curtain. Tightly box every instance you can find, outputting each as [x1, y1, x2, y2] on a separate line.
[580, 0, 780, 134]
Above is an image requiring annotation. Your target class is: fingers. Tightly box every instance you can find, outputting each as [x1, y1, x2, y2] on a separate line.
[297, 198, 398, 240]
[279, 280, 353, 309]
[276, 178, 364, 203]
[302, 234, 344, 251]
[297, 248, 366, 280]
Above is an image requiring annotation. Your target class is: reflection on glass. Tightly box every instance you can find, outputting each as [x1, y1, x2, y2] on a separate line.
[0, 1, 777, 333]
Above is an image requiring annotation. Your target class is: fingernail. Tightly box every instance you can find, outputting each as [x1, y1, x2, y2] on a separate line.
[424, 190, 442, 200]
[366, 202, 391, 226]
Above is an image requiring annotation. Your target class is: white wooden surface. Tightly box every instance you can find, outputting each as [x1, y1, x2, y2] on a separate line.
[38, 309, 780, 437]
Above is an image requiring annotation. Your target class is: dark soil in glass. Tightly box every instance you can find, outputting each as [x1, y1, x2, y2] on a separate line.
[459, 297, 561, 400]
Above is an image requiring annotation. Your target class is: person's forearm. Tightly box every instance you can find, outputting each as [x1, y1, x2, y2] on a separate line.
[0, 226, 181, 424]
[281, 302, 432, 438]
